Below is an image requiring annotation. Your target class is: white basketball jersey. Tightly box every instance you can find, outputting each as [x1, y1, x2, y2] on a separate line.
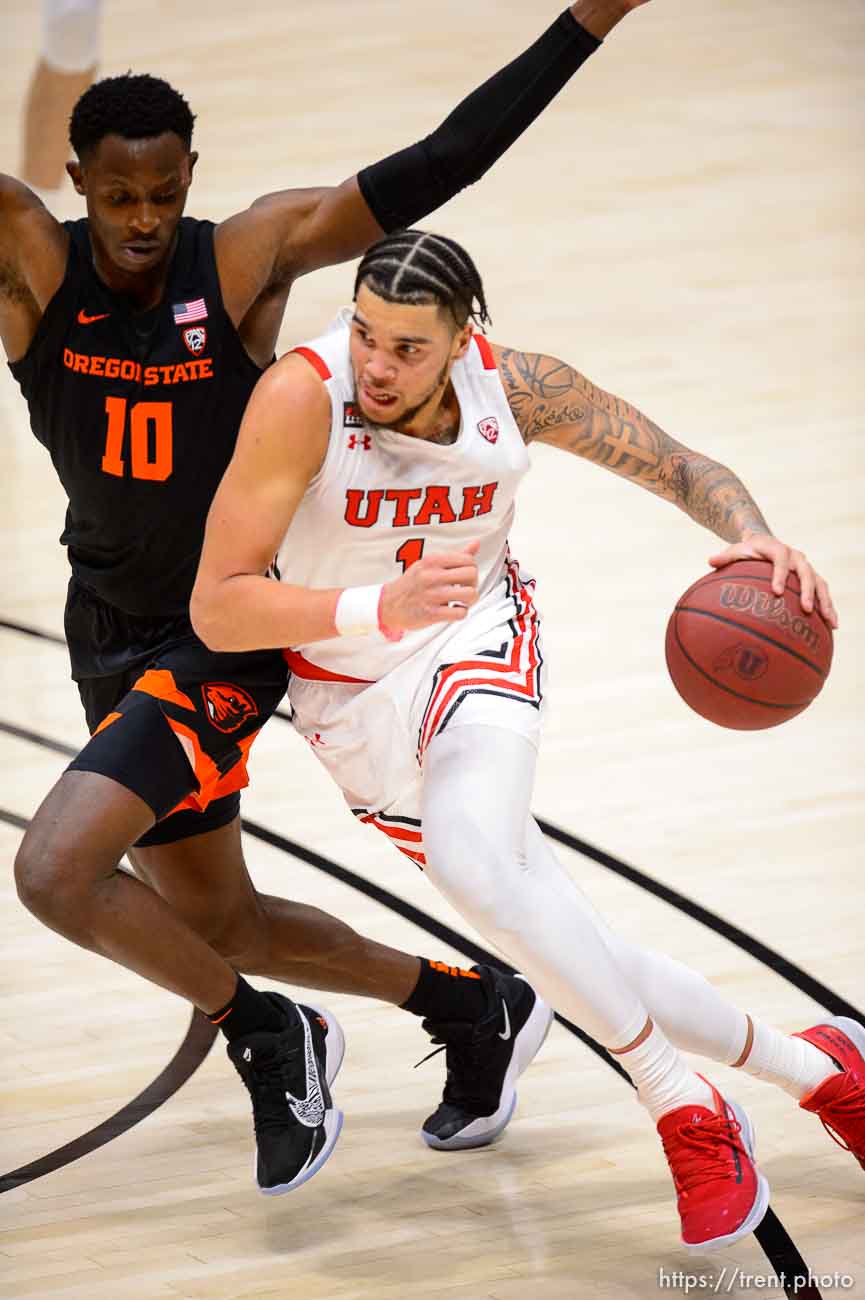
[276, 308, 530, 681]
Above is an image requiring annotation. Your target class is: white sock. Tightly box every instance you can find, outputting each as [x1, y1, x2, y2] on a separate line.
[616, 1021, 715, 1124]
[738, 1018, 840, 1100]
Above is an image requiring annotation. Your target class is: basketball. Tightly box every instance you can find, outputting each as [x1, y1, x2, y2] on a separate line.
[665, 560, 833, 729]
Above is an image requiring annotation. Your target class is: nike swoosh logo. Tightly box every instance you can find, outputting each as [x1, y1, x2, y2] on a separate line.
[498, 1000, 512, 1042]
[77, 310, 110, 325]
[284, 1009, 326, 1128]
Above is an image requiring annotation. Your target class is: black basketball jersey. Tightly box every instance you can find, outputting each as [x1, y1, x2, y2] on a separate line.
[8, 217, 264, 617]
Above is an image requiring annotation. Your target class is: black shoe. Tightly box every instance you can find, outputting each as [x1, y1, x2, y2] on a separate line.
[227, 993, 345, 1194]
[420, 966, 552, 1151]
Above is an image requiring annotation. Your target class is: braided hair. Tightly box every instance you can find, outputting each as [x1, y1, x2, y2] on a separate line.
[354, 229, 491, 330]
[70, 73, 195, 160]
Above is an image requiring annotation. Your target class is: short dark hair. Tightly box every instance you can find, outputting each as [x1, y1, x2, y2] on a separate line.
[69, 73, 195, 160]
[354, 230, 491, 330]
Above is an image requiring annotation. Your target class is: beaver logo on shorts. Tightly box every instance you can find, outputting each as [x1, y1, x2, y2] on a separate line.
[201, 682, 259, 733]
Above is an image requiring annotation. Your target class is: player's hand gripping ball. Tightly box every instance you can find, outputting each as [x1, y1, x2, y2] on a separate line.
[665, 560, 833, 729]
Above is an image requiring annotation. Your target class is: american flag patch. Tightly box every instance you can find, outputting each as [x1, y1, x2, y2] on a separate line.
[172, 298, 208, 324]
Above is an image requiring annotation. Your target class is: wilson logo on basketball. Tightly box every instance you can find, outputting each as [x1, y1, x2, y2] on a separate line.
[183, 326, 207, 356]
[713, 643, 769, 682]
[201, 682, 259, 733]
[719, 583, 821, 652]
[478, 417, 499, 444]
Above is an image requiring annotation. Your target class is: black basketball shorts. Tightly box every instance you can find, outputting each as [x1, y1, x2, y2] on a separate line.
[64, 580, 288, 847]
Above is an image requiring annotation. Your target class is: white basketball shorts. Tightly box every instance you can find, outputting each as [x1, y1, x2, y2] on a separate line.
[287, 556, 546, 867]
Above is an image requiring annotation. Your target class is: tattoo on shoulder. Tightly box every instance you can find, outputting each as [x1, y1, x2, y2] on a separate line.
[496, 346, 769, 542]
[498, 347, 673, 486]
[498, 348, 589, 444]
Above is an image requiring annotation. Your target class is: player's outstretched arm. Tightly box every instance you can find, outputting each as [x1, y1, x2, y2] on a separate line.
[0, 176, 69, 361]
[493, 342, 838, 626]
[216, 2, 648, 311]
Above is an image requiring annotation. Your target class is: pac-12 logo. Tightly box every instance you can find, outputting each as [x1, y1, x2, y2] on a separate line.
[478, 416, 499, 444]
[183, 326, 207, 355]
[201, 682, 259, 733]
[343, 402, 364, 428]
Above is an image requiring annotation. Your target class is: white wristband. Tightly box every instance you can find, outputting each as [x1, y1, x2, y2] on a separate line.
[334, 584, 384, 637]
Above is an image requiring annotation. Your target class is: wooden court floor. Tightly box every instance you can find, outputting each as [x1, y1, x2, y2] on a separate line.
[1, 2, 863, 1297]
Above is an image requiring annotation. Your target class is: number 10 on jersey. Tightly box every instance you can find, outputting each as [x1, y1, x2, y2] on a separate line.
[101, 396, 173, 482]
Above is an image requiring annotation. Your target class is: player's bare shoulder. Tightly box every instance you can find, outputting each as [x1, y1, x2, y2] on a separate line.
[238, 348, 332, 479]
[0, 176, 70, 360]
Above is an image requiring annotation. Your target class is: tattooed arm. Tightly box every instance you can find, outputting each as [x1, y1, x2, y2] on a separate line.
[494, 344, 769, 542]
[492, 342, 838, 625]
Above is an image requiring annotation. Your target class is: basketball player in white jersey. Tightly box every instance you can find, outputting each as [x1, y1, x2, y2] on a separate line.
[191, 231, 862, 1252]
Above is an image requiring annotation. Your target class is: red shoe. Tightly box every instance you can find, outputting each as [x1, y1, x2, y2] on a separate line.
[795, 1016, 865, 1171]
[657, 1078, 770, 1252]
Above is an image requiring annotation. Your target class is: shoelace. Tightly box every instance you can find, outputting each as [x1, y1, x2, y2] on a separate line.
[661, 1113, 748, 1196]
[414, 1024, 493, 1112]
[816, 1077, 865, 1155]
[236, 1045, 305, 1135]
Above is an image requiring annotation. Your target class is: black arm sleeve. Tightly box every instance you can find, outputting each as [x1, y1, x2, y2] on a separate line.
[357, 11, 600, 232]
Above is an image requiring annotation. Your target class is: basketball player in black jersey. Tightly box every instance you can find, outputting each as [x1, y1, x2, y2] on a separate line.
[1, 1, 649, 1195]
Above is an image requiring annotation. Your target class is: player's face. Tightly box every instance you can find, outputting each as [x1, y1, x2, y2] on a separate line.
[350, 286, 472, 432]
[68, 133, 197, 278]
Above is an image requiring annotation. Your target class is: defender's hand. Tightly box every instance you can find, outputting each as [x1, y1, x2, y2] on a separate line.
[380, 541, 481, 633]
[708, 532, 839, 628]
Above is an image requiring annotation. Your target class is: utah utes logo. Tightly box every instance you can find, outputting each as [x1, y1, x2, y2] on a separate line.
[478, 416, 499, 444]
[201, 682, 259, 733]
[714, 643, 769, 682]
[183, 326, 207, 355]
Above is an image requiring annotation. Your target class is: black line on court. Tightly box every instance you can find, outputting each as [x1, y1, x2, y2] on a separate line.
[0, 617, 66, 646]
[0, 807, 29, 832]
[0, 719, 77, 757]
[0, 677, 840, 1293]
[0, 1000, 216, 1195]
[536, 818, 862, 1023]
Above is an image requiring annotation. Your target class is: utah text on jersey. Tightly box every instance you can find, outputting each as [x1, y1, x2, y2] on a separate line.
[344, 483, 499, 528]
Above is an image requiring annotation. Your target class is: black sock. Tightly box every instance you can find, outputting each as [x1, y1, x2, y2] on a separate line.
[401, 958, 489, 1023]
[209, 975, 287, 1042]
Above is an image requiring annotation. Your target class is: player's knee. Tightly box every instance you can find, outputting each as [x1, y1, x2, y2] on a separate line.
[424, 811, 526, 941]
[14, 826, 89, 922]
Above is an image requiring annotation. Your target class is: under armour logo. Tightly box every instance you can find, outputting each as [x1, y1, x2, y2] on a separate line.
[243, 1047, 252, 1063]
[306, 732, 327, 748]
[348, 434, 371, 451]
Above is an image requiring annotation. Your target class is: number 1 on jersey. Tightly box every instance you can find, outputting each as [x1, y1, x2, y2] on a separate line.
[101, 397, 173, 482]
[396, 539, 425, 573]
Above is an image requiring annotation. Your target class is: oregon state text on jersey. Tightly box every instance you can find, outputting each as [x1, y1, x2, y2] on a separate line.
[8, 219, 264, 617]
[276, 311, 531, 683]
